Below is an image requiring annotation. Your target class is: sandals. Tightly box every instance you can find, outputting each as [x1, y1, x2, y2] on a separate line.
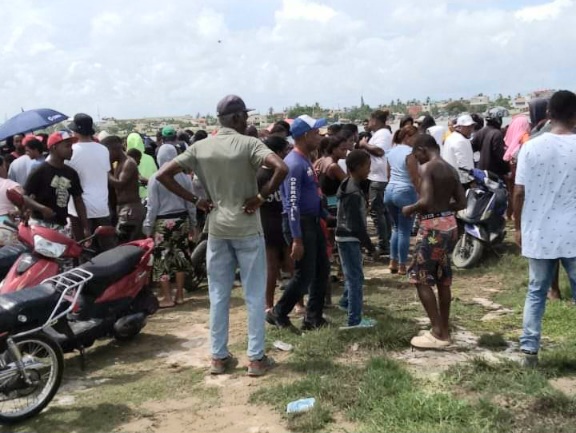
[410, 331, 451, 349]
[294, 305, 306, 316]
[158, 300, 175, 309]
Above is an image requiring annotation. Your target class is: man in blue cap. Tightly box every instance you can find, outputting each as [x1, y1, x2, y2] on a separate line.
[266, 114, 330, 332]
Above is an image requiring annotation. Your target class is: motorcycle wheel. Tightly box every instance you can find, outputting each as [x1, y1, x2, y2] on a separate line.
[452, 235, 484, 269]
[113, 326, 143, 342]
[186, 240, 207, 293]
[0, 334, 64, 424]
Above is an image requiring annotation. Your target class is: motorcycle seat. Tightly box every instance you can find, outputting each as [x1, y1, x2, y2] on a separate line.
[0, 243, 29, 279]
[80, 245, 144, 298]
[0, 284, 59, 332]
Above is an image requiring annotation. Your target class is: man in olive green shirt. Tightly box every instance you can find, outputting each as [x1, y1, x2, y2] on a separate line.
[157, 95, 287, 377]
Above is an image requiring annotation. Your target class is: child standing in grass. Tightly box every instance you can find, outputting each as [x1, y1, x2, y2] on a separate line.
[336, 150, 377, 329]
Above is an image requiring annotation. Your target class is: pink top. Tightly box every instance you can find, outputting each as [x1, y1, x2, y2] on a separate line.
[504, 115, 531, 162]
[0, 178, 20, 215]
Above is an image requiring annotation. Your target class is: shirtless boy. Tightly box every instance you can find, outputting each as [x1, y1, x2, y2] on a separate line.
[103, 136, 145, 242]
[402, 134, 466, 349]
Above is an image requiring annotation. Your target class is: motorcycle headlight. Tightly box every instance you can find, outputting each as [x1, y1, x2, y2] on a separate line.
[33, 235, 67, 258]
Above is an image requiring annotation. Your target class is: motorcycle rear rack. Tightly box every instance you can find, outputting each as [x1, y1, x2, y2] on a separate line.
[11, 268, 93, 340]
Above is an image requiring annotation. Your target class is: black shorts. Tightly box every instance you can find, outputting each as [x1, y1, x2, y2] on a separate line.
[262, 216, 287, 248]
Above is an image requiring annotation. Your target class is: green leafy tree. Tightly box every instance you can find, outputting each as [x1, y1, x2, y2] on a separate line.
[445, 101, 468, 116]
[493, 96, 512, 110]
[472, 104, 488, 114]
[287, 104, 315, 118]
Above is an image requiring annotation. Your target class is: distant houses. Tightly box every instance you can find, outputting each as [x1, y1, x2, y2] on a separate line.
[95, 88, 563, 133]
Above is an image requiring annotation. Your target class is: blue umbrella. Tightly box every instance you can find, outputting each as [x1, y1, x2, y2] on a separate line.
[0, 108, 68, 142]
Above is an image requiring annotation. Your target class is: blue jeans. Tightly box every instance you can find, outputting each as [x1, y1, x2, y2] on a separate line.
[207, 234, 266, 361]
[520, 257, 576, 353]
[384, 184, 417, 264]
[337, 241, 364, 326]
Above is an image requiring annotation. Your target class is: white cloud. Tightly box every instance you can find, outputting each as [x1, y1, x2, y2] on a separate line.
[515, 0, 574, 22]
[0, 0, 574, 121]
[276, 0, 337, 23]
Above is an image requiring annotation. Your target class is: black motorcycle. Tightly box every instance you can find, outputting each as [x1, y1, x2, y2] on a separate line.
[0, 268, 92, 423]
[452, 168, 508, 268]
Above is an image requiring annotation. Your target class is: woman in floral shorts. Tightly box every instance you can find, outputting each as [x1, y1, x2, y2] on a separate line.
[143, 145, 196, 308]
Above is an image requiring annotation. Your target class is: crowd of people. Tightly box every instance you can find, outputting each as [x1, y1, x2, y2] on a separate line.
[0, 89, 575, 374]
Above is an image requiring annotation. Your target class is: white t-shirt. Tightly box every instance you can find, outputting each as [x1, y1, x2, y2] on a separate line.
[337, 150, 351, 174]
[367, 128, 393, 183]
[427, 125, 447, 147]
[8, 155, 33, 186]
[442, 131, 474, 184]
[67, 141, 111, 218]
[515, 132, 576, 259]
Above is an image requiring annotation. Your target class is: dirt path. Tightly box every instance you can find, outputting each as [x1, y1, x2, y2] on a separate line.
[48, 290, 291, 433]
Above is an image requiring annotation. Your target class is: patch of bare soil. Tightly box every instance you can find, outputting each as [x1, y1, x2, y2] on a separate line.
[120, 378, 288, 433]
[135, 297, 290, 433]
[391, 327, 521, 375]
[50, 289, 291, 433]
[549, 377, 576, 397]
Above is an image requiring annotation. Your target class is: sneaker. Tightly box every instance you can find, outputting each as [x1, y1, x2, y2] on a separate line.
[247, 355, 276, 377]
[339, 318, 377, 331]
[302, 317, 329, 331]
[520, 350, 538, 369]
[210, 355, 238, 375]
[266, 309, 302, 335]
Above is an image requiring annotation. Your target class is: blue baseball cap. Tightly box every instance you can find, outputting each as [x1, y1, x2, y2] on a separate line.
[290, 115, 328, 139]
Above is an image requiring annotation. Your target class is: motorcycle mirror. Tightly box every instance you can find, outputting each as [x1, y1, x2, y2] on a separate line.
[6, 188, 24, 207]
[94, 226, 117, 237]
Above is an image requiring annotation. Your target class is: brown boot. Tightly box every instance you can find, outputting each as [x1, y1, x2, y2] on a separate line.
[389, 260, 399, 274]
[398, 264, 407, 276]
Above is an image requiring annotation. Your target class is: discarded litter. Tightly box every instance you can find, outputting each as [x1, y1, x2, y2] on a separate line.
[287, 397, 316, 414]
[273, 340, 293, 352]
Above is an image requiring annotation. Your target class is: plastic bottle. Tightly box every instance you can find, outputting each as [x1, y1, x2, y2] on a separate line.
[286, 398, 316, 414]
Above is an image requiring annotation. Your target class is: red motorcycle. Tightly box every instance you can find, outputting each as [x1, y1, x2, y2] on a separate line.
[0, 222, 112, 294]
[0, 227, 158, 348]
[1, 188, 130, 294]
[0, 242, 159, 423]
[0, 190, 159, 350]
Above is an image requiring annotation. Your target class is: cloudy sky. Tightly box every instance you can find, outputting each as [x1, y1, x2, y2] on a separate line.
[0, 0, 574, 120]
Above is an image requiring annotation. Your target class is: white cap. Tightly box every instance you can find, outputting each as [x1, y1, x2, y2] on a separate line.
[455, 114, 476, 127]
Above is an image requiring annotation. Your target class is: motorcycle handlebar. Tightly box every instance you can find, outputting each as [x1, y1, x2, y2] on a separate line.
[3, 220, 18, 230]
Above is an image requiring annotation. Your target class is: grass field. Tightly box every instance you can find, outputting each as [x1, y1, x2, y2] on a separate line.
[8, 238, 576, 433]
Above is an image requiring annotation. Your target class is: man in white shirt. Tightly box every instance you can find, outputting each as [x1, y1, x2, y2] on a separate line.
[67, 113, 115, 251]
[442, 114, 475, 188]
[514, 90, 576, 368]
[359, 110, 393, 254]
[7, 135, 39, 185]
